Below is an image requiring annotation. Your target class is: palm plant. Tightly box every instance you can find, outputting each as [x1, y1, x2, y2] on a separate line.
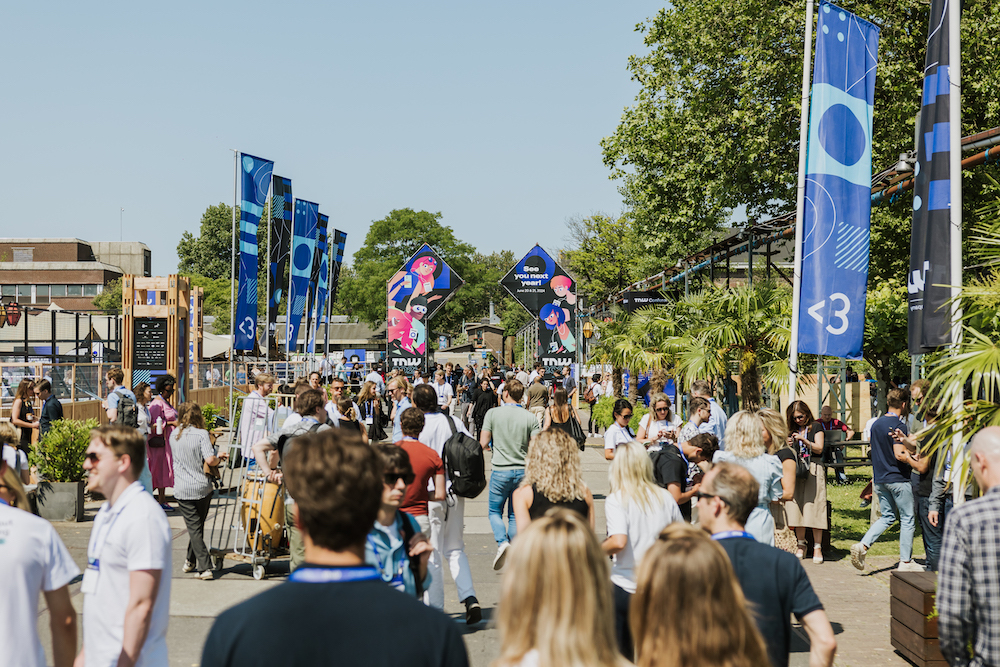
[666, 282, 791, 410]
[591, 306, 673, 400]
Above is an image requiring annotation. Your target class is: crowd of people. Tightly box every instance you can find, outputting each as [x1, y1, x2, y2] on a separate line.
[4, 361, 1000, 667]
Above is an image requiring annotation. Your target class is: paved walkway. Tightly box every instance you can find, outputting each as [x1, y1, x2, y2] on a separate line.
[38, 435, 916, 666]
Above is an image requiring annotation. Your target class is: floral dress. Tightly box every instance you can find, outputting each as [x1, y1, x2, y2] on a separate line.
[147, 397, 176, 489]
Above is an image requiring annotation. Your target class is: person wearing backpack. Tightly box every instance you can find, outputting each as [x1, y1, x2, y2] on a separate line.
[479, 378, 540, 571]
[412, 384, 481, 623]
[104, 367, 138, 428]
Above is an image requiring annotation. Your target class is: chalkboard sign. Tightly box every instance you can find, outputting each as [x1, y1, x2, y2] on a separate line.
[134, 318, 168, 370]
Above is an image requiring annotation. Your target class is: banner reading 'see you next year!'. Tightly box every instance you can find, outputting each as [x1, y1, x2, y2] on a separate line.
[501, 245, 577, 368]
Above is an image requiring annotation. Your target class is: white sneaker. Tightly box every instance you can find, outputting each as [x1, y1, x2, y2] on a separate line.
[850, 543, 867, 571]
[196, 569, 215, 580]
[182, 560, 196, 573]
[898, 560, 925, 572]
[493, 541, 510, 571]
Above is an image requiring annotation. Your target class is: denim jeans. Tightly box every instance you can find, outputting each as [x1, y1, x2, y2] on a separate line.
[489, 468, 525, 545]
[914, 492, 943, 571]
[862, 481, 915, 562]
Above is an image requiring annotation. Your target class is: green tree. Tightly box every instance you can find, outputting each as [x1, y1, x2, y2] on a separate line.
[564, 213, 643, 304]
[92, 278, 122, 314]
[862, 278, 909, 412]
[188, 275, 234, 334]
[602, 0, 1000, 272]
[178, 203, 236, 280]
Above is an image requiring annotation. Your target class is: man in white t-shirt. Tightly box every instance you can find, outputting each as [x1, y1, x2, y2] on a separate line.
[0, 461, 80, 667]
[515, 366, 529, 387]
[238, 373, 276, 460]
[432, 370, 454, 411]
[324, 377, 361, 427]
[79, 426, 172, 667]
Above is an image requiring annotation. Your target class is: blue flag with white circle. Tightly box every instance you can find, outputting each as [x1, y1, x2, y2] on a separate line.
[797, 3, 879, 359]
[287, 199, 319, 353]
[235, 154, 274, 351]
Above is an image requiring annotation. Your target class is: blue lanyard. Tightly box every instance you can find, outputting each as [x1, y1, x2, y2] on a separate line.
[0, 498, 8, 506]
[712, 530, 755, 541]
[289, 566, 381, 584]
[366, 533, 406, 583]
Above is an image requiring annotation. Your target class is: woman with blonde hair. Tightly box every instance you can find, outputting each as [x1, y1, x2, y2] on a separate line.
[759, 408, 797, 551]
[512, 430, 594, 530]
[1, 422, 30, 485]
[0, 462, 31, 510]
[631, 523, 770, 667]
[356, 381, 386, 442]
[170, 402, 227, 579]
[713, 410, 783, 546]
[635, 392, 681, 451]
[603, 440, 683, 659]
[493, 510, 629, 667]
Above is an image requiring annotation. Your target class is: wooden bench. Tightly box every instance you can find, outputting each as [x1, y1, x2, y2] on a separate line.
[891, 571, 946, 667]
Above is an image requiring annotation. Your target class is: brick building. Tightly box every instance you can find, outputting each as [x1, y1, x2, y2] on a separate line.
[0, 239, 151, 311]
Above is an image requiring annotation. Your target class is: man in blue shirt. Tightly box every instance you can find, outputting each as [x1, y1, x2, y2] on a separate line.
[387, 377, 411, 443]
[691, 380, 728, 450]
[34, 379, 63, 440]
[851, 388, 920, 571]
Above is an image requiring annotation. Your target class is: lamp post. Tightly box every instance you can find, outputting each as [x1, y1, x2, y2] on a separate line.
[120, 208, 125, 242]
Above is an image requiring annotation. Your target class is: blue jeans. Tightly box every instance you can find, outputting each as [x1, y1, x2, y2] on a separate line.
[489, 468, 524, 545]
[862, 481, 915, 562]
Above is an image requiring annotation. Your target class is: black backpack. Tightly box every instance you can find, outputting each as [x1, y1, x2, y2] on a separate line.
[442, 416, 486, 499]
[113, 389, 140, 429]
[276, 422, 322, 462]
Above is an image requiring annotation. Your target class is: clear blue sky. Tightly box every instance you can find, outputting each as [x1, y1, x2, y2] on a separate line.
[2, 1, 663, 276]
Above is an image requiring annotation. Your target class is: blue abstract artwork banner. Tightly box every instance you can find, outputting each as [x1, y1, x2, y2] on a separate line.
[287, 199, 319, 353]
[798, 3, 879, 359]
[235, 153, 273, 351]
[308, 218, 329, 353]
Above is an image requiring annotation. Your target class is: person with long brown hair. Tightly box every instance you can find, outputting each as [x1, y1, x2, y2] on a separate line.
[784, 401, 827, 562]
[631, 523, 771, 667]
[148, 375, 178, 510]
[542, 386, 583, 441]
[10, 378, 37, 455]
[512, 430, 594, 530]
[170, 402, 227, 579]
[493, 510, 629, 667]
[356, 380, 386, 442]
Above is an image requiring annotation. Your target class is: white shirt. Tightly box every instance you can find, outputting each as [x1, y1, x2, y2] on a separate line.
[591, 383, 604, 399]
[413, 377, 425, 386]
[605, 487, 682, 593]
[528, 370, 539, 384]
[433, 381, 454, 407]
[0, 503, 80, 667]
[637, 413, 683, 452]
[238, 391, 274, 459]
[325, 400, 362, 426]
[418, 412, 472, 493]
[515, 371, 529, 386]
[84, 482, 172, 667]
[604, 422, 634, 452]
[365, 371, 385, 394]
[2, 443, 28, 474]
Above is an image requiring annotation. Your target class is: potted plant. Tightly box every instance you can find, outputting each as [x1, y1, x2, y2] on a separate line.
[30, 418, 98, 522]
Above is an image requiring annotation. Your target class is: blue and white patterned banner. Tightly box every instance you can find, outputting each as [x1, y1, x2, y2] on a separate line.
[797, 3, 879, 359]
[235, 153, 273, 351]
[286, 199, 318, 353]
[308, 218, 330, 353]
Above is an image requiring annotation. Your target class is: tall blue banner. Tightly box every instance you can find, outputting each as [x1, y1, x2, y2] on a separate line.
[287, 199, 318, 354]
[307, 218, 329, 353]
[797, 3, 879, 359]
[235, 153, 274, 351]
[267, 175, 292, 355]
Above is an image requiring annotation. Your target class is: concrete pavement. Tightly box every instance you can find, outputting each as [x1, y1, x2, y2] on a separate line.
[39, 435, 914, 666]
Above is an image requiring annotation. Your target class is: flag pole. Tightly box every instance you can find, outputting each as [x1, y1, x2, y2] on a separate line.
[264, 181, 272, 370]
[948, 0, 964, 504]
[229, 150, 239, 421]
[788, 0, 815, 408]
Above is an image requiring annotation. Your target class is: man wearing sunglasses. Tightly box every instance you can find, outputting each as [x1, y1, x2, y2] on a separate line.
[78, 426, 172, 667]
[697, 462, 836, 667]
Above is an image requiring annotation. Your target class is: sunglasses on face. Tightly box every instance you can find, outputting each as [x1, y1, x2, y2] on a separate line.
[655, 407, 669, 413]
[695, 491, 727, 504]
[619, 412, 633, 420]
[384, 472, 415, 486]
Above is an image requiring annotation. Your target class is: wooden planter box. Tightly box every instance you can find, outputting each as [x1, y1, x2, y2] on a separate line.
[891, 571, 946, 667]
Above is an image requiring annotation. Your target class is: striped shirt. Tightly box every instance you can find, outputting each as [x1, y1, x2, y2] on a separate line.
[169, 427, 216, 500]
[938, 485, 1000, 666]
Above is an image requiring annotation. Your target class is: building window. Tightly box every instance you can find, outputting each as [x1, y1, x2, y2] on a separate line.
[67, 285, 83, 297]
[83, 284, 98, 297]
[16, 285, 32, 304]
[144, 250, 152, 277]
[12, 247, 33, 262]
[36, 285, 49, 302]
[50, 285, 66, 297]
[1, 285, 13, 297]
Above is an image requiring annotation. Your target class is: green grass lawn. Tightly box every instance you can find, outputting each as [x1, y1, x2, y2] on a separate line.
[826, 465, 926, 559]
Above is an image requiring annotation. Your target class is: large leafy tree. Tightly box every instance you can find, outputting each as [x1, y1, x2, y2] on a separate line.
[602, 0, 1000, 273]
[564, 213, 644, 304]
[177, 203, 237, 281]
[862, 278, 909, 412]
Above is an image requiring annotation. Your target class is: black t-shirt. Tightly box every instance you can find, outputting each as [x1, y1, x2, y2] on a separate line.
[651, 447, 691, 520]
[201, 568, 469, 667]
[718, 537, 824, 667]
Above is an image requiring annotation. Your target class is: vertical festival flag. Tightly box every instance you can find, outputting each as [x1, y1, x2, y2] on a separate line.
[307, 218, 329, 353]
[908, 0, 958, 353]
[235, 154, 274, 351]
[267, 175, 293, 355]
[796, 3, 879, 359]
[324, 229, 347, 353]
[287, 199, 319, 354]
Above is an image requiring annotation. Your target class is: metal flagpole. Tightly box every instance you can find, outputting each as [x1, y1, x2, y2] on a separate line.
[948, 0, 964, 504]
[787, 0, 815, 408]
[228, 150, 238, 419]
[323, 242, 333, 358]
[265, 182, 272, 369]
